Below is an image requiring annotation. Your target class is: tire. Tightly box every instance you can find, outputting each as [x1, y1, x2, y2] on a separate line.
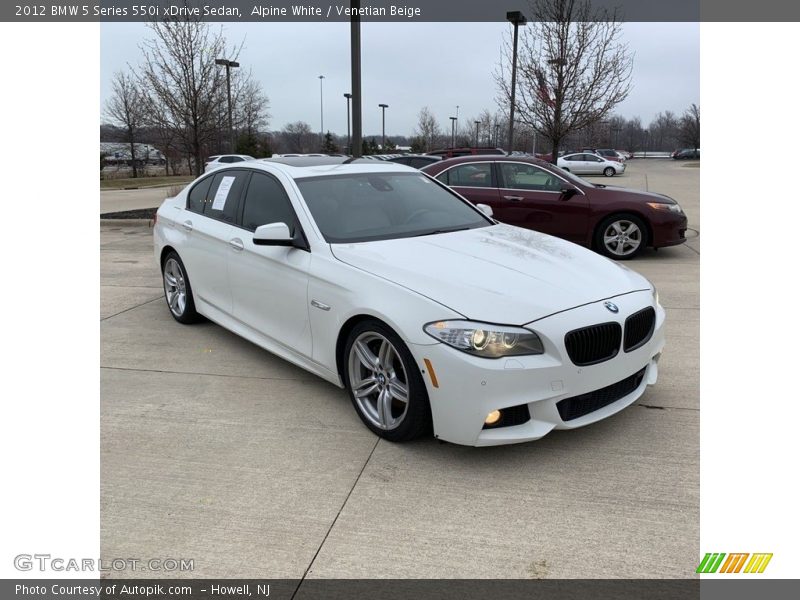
[343, 319, 432, 442]
[603, 166, 616, 177]
[594, 213, 648, 260]
[161, 251, 202, 324]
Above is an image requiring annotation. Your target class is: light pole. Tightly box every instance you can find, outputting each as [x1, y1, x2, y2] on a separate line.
[215, 58, 240, 153]
[474, 121, 481, 147]
[643, 130, 649, 158]
[506, 10, 527, 154]
[378, 103, 389, 151]
[350, 0, 362, 157]
[318, 75, 325, 147]
[343, 93, 352, 154]
[449, 116, 457, 149]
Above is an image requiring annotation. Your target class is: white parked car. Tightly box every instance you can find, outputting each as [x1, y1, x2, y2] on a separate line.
[204, 154, 255, 173]
[558, 153, 625, 176]
[154, 159, 664, 446]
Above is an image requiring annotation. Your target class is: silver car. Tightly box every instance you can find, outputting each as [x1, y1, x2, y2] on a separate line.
[557, 153, 625, 177]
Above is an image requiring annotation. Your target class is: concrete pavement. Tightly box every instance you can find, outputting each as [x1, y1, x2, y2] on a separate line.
[100, 159, 699, 579]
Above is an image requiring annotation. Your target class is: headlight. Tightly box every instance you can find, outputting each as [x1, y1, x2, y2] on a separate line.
[646, 201, 684, 214]
[424, 320, 544, 358]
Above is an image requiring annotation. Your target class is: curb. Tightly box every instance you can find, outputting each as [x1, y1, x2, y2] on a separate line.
[100, 181, 191, 191]
[100, 219, 154, 227]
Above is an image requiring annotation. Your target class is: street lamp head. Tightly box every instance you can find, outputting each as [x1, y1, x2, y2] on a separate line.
[319, 75, 325, 80]
[344, 93, 352, 99]
[379, 103, 389, 109]
[506, 11, 527, 25]
[215, 59, 239, 68]
[450, 116, 457, 121]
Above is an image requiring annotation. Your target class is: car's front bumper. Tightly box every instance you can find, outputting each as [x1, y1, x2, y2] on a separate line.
[651, 212, 689, 248]
[410, 290, 664, 446]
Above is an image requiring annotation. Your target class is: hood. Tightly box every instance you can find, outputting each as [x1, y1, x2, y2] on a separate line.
[592, 185, 676, 204]
[331, 224, 650, 324]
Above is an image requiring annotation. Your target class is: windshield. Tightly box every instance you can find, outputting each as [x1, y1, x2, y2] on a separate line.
[295, 172, 492, 243]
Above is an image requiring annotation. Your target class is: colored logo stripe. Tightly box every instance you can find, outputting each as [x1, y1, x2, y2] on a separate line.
[697, 552, 773, 574]
[744, 553, 773, 574]
[719, 553, 749, 573]
[697, 553, 726, 573]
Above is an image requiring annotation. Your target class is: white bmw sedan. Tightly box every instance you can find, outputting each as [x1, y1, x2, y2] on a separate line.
[154, 158, 664, 446]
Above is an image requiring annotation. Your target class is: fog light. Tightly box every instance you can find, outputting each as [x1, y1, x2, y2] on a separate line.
[485, 410, 502, 425]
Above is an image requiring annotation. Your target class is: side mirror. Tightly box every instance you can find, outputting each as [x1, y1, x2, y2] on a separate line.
[560, 187, 578, 200]
[476, 203, 494, 218]
[253, 222, 308, 251]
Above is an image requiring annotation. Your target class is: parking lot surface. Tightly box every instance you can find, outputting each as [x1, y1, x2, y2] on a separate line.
[101, 159, 699, 578]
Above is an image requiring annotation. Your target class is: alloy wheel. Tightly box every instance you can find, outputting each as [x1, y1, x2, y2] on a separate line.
[163, 258, 187, 317]
[603, 219, 643, 257]
[347, 332, 410, 430]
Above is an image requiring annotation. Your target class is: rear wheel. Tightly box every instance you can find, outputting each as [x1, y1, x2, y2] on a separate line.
[594, 214, 647, 260]
[343, 320, 431, 442]
[603, 166, 616, 177]
[161, 252, 202, 323]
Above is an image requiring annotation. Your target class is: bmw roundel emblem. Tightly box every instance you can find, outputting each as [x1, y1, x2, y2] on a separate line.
[604, 301, 619, 313]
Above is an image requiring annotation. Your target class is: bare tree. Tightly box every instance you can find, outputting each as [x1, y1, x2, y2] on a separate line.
[105, 71, 146, 177]
[233, 75, 270, 139]
[138, 17, 238, 174]
[414, 107, 442, 152]
[649, 110, 680, 151]
[281, 121, 316, 153]
[496, 0, 633, 161]
[679, 103, 700, 150]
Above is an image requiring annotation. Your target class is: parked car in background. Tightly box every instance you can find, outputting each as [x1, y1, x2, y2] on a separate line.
[421, 155, 687, 259]
[388, 155, 442, 169]
[672, 148, 700, 160]
[618, 150, 634, 160]
[426, 147, 507, 158]
[154, 157, 665, 445]
[558, 153, 625, 177]
[204, 154, 255, 172]
[596, 149, 625, 163]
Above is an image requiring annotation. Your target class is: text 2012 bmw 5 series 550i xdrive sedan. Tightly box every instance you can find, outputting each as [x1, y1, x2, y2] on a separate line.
[154, 157, 665, 446]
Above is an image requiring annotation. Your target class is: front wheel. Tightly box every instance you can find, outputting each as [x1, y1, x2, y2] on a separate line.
[594, 214, 648, 260]
[343, 320, 431, 442]
[603, 166, 616, 177]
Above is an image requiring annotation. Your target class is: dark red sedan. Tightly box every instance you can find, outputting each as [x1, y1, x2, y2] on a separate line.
[421, 155, 687, 259]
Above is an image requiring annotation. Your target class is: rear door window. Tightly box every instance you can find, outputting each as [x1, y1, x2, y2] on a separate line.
[187, 176, 213, 213]
[204, 170, 250, 224]
[441, 163, 493, 187]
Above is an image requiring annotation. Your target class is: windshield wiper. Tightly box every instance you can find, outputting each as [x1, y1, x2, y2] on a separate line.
[413, 226, 471, 237]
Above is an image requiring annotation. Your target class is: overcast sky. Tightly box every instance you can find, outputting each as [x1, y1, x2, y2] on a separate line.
[100, 21, 698, 137]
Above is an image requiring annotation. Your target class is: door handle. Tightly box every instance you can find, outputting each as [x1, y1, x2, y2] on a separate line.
[182, 220, 193, 232]
[503, 195, 524, 202]
[229, 238, 244, 251]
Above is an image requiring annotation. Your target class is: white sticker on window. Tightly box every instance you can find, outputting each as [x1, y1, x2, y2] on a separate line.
[211, 176, 236, 211]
